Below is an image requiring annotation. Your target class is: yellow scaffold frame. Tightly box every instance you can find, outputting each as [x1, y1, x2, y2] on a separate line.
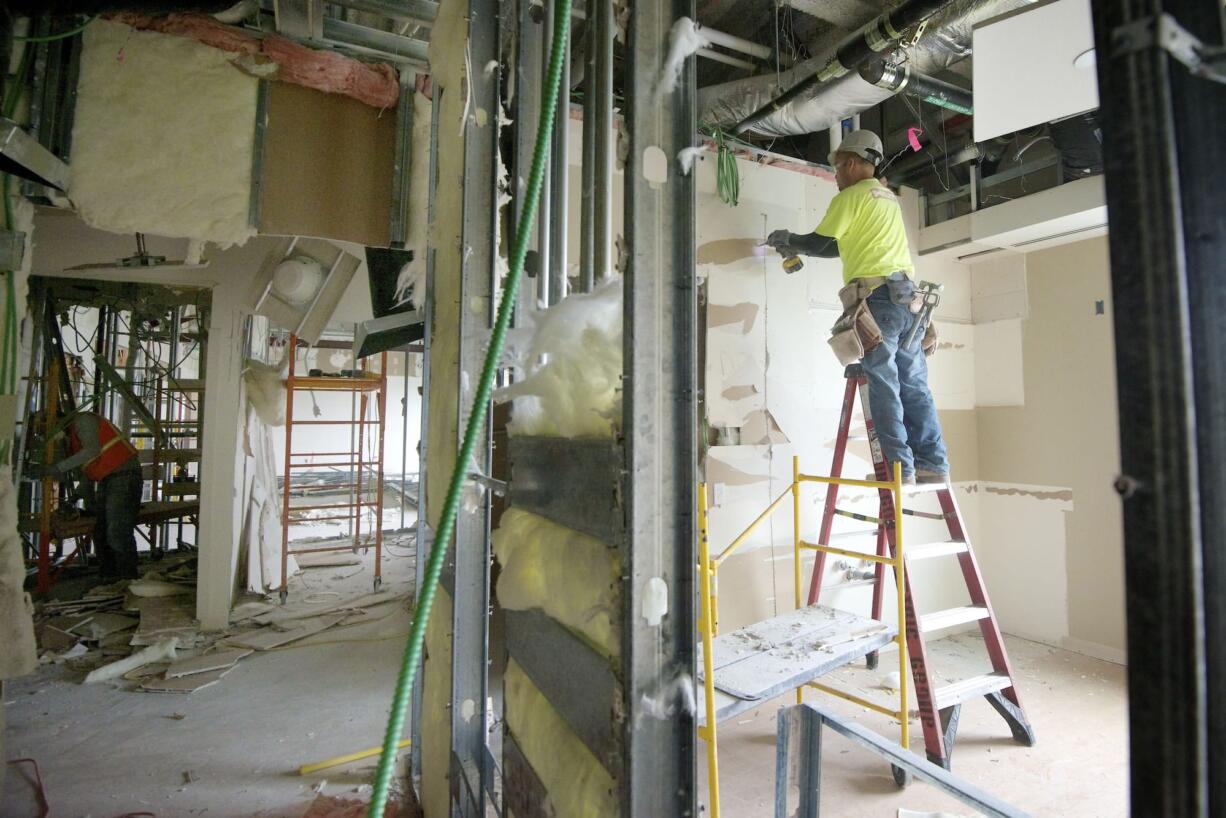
[697, 455, 908, 818]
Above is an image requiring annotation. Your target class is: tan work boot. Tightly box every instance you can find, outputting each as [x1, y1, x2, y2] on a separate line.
[916, 468, 949, 485]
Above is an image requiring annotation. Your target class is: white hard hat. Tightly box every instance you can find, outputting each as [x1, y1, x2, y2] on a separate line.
[829, 129, 885, 167]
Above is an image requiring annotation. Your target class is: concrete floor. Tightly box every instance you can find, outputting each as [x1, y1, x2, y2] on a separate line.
[701, 633, 1129, 817]
[4, 534, 1127, 818]
[2, 534, 418, 818]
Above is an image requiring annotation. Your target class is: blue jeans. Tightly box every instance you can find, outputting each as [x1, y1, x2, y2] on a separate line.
[861, 283, 949, 477]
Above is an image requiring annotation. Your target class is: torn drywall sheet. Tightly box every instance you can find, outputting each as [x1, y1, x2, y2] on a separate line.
[704, 453, 771, 486]
[740, 409, 789, 445]
[697, 238, 762, 266]
[71, 19, 259, 247]
[721, 384, 758, 402]
[708, 302, 760, 334]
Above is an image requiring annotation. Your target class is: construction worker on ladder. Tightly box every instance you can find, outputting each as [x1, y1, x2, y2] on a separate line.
[27, 411, 143, 580]
[767, 129, 949, 485]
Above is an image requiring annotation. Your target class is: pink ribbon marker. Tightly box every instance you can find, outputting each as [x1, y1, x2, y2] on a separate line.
[907, 127, 924, 152]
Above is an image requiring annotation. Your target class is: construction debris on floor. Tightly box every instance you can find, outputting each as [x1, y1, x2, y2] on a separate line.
[30, 546, 414, 698]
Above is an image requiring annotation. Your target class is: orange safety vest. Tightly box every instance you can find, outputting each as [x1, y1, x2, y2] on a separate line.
[67, 413, 138, 481]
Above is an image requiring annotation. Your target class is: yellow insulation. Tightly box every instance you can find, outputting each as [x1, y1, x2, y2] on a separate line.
[505, 659, 618, 818]
[493, 508, 620, 659]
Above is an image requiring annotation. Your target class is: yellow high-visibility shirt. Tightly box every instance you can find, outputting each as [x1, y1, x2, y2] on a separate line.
[815, 178, 914, 285]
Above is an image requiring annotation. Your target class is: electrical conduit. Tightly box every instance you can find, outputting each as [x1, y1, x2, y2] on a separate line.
[365, 0, 572, 813]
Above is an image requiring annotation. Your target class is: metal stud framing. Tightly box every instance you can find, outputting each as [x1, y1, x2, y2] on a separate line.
[447, 0, 501, 810]
[1089, 0, 1226, 812]
[621, 0, 698, 810]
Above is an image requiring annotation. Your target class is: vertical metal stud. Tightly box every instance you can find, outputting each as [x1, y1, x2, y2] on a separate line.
[449, 0, 501, 809]
[622, 0, 697, 812]
[1089, 0, 1226, 811]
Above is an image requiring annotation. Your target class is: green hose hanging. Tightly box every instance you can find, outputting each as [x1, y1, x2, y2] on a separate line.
[365, 0, 573, 814]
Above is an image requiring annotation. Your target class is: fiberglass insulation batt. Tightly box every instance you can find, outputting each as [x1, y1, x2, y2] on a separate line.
[494, 510, 620, 817]
[70, 19, 258, 247]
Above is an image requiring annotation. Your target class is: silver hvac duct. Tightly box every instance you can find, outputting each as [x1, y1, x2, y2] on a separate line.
[698, 0, 1036, 138]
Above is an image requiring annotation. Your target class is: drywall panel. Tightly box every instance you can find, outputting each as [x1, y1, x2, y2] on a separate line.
[974, 319, 1025, 406]
[259, 82, 396, 247]
[928, 321, 976, 411]
[972, 0, 1099, 141]
[973, 483, 1072, 645]
[71, 19, 258, 247]
[977, 236, 1124, 657]
[971, 253, 1028, 323]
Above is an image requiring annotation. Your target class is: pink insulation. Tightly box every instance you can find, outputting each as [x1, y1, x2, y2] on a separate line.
[108, 13, 401, 109]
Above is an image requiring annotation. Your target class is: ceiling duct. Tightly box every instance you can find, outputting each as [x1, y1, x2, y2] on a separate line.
[698, 0, 1036, 138]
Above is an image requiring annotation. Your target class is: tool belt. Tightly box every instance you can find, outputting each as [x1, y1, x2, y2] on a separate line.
[827, 276, 938, 366]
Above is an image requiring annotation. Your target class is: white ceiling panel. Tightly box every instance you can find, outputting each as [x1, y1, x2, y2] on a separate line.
[972, 0, 1099, 141]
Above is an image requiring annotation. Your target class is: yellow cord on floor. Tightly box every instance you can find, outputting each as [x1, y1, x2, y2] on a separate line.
[299, 739, 411, 776]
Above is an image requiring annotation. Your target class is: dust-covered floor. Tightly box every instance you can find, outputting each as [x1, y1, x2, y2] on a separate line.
[702, 632, 1129, 817]
[2, 531, 419, 818]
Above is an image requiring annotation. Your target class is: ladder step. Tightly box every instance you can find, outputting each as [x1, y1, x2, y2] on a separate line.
[903, 482, 948, 494]
[934, 671, 1013, 711]
[919, 605, 990, 634]
[905, 541, 969, 562]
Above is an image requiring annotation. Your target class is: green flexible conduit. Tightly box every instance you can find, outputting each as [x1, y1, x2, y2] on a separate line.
[366, 0, 572, 814]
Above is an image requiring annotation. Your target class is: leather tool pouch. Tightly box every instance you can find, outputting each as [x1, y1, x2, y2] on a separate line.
[829, 280, 884, 366]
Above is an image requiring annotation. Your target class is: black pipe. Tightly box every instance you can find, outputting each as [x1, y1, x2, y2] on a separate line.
[732, 0, 953, 135]
[860, 60, 973, 115]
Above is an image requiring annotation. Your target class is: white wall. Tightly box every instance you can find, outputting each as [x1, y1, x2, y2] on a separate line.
[695, 154, 977, 635]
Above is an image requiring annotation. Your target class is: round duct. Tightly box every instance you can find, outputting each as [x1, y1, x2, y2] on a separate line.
[272, 255, 325, 306]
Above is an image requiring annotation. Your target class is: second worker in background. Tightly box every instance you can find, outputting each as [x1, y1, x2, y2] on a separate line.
[768, 129, 949, 485]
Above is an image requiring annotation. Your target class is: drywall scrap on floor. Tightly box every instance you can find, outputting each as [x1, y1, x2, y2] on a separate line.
[505, 659, 618, 818]
[497, 279, 624, 438]
[494, 508, 620, 658]
[71, 19, 258, 247]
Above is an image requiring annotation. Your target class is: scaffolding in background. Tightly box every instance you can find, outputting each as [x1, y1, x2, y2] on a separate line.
[279, 334, 388, 603]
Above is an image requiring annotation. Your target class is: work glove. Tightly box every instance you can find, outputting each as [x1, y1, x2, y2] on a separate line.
[765, 229, 793, 251]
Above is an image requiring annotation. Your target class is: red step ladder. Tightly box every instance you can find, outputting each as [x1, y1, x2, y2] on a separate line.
[808, 364, 1036, 769]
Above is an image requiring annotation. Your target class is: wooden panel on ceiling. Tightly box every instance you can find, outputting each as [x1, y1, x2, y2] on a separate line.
[259, 81, 396, 247]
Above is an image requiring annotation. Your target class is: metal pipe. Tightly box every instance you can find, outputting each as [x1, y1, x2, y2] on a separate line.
[592, 0, 613, 283]
[548, 17, 571, 305]
[537, 1, 554, 307]
[860, 59, 973, 115]
[733, 0, 954, 134]
[321, 18, 428, 64]
[889, 136, 980, 179]
[694, 23, 772, 60]
[579, 22, 597, 293]
[697, 48, 756, 71]
[328, 0, 437, 26]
